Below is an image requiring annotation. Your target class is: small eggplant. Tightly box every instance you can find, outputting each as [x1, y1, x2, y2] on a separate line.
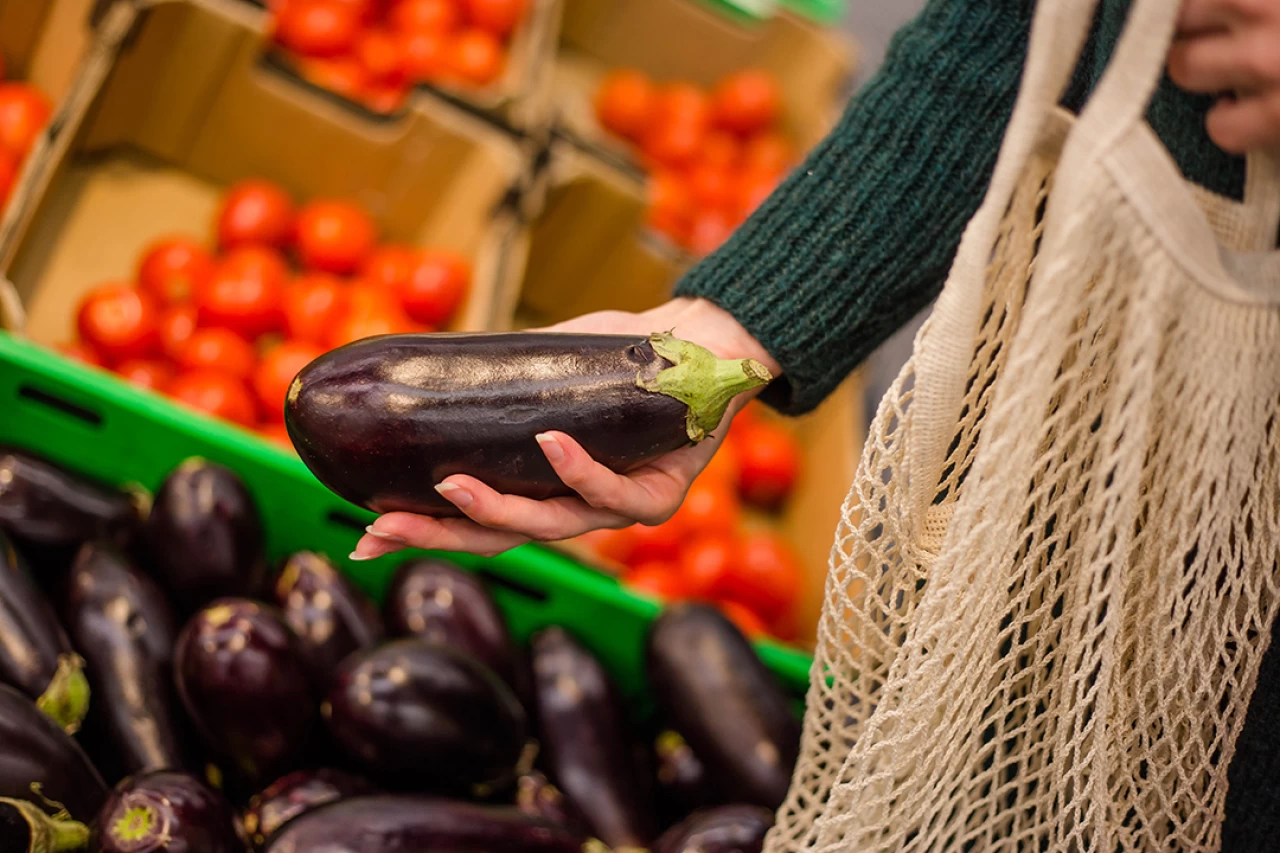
[647, 605, 800, 810]
[654, 730, 715, 818]
[515, 771, 588, 835]
[262, 795, 599, 853]
[271, 552, 382, 683]
[322, 638, 526, 792]
[93, 771, 240, 853]
[0, 448, 140, 548]
[174, 599, 314, 788]
[64, 542, 187, 781]
[241, 769, 375, 852]
[652, 805, 774, 853]
[531, 627, 656, 849]
[0, 532, 88, 734]
[0, 683, 107, 822]
[0, 797, 88, 853]
[145, 459, 265, 613]
[285, 332, 770, 516]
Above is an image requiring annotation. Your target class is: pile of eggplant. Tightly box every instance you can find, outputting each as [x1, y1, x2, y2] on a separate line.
[0, 447, 801, 853]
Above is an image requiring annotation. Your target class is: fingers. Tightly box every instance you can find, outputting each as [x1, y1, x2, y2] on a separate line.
[354, 513, 530, 559]
[533, 431, 689, 525]
[1206, 90, 1280, 153]
[1169, 30, 1280, 93]
[1177, 0, 1257, 36]
[432, 471, 635, 540]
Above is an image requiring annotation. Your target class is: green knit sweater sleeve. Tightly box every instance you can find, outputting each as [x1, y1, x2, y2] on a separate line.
[673, 0, 1036, 415]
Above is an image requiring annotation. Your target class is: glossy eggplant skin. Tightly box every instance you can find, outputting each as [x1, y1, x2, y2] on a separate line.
[322, 638, 526, 792]
[174, 599, 314, 788]
[0, 797, 89, 853]
[654, 730, 715, 819]
[285, 333, 695, 516]
[531, 627, 656, 849]
[0, 684, 107, 822]
[646, 605, 800, 811]
[262, 795, 594, 853]
[93, 771, 241, 853]
[652, 805, 774, 853]
[145, 459, 265, 614]
[241, 769, 375, 852]
[0, 532, 88, 734]
[0, 448, 138, 548]
[64, 542, 187, 781]
[271, 552, 382, 684]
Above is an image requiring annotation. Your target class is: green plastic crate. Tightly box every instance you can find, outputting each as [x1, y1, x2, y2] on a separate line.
[701, 0, 847, 26]
[0, 331, 812, 711]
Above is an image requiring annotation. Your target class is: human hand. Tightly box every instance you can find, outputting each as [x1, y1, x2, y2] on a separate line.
[348, 297, 779, 560]
[1168, 0, 1280, 154]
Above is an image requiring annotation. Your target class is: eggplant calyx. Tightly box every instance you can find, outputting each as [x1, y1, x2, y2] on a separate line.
[35, 655, 90, 735]
[0, 797, 90, 853]
[639, 333, 772, 443]
[581, 841, 618, 853]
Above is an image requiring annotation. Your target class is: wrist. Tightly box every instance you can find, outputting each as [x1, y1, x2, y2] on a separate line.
[646, 297, 782, 379]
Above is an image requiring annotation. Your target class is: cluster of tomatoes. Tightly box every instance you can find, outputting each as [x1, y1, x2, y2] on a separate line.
[269, 0, 528, 113]
[0, 50, 54, 207]
[60, 178, 470, 446]
[579, 403, 805, 640]
[593, 67, 795, 257]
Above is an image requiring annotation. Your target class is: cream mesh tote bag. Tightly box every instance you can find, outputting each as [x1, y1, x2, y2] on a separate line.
[770, 0, 1280, 850]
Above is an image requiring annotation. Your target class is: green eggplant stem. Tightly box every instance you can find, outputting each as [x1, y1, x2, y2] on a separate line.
[1, 797, 90, 852]
[35, 655, 90, 735]
[639, 332, 772, 443]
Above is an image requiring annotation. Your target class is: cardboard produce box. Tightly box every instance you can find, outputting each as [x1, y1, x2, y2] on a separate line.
[0, 0, 102, 105]
[0, 0, 535, 339]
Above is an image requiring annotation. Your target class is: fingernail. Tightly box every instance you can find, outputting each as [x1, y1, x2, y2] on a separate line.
[435, 482, 473, 508]
[364, 525, 405, 544]
[536, 433, 564, 463]
[349, 551, 374, 562]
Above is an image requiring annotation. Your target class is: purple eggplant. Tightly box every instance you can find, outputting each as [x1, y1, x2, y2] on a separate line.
[284, 332, 770, 516]
[531, 627, 656, 849]
[145, 459, 265, 613]
[271, 552, 382, 683]
[262, 795, 597, 853]
[0, 683, 107, 822]
[0, 798, 88, 853]
[93, 771, 240, 853]
[174, 599, 314, 787]
[647, 605, 800, 810]
[654, 730, 715, 818]
[241, 769, 375, 852]
[322, 638, 526, 792]
[0, 448, 140, 549]
[652, 805, 774, 853]
[0, 532, 88, 734]
[515, 771, 588, 835]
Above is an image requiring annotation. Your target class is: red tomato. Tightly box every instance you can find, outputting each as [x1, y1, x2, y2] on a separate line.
[136, 236, 214, 305]
[593, 69, 657, 142]
[167, 369, 258, 427]
[258, 422, 295, 449]
[738, 170, 781, 219]
[389, 0, 459, 33]
[698, 441, 740, 485]
[446, 28, 504, 86]
[114, 359, 174, 392]
[718, 600, 768, 639]
[274, 0, 362, 57]
[295, 199, 378, 274]
[216, 180, 296, 251]
[0, 147, 18, 207]
[176, 328, 258, 381]
[195, 247, 288, 338]
[399, 250, 469, 327]
[686, 208, 735, 256]
[399, 29, 449, 81]
[686, 162, 736, 212]
[158, 303, 198, 361]
[645, 170, 693, 243]
[253, 340, 324, 422]
[623, 520, 684, 567]
[711, 70, 781, 136]
[55, 341, 104, 368]
[361, 81, 412, 114]
[735, 420, 801, 510]
[741, 132, 794, 177]
[720, 531, 800, 622]
[361, 244, 419, 291]
[282, 273, 347, 346]
[461, 0, 526, 38]
[76, 284, 161, 364]
[698, 131, 741, 170]
[671, 477, 740, 537]
[624, 562, 691, 602]
[577, 528, 635, 567]
[355, 27, 407, 85]
[0, 83, 52, 157]
[328, 286, 417, 348]
[656, 83, 711, 127]
[298, 54, 371, 99]
[679, 535, 735, 600]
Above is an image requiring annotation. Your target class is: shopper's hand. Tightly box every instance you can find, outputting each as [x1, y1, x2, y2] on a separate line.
[1169, 0, 1280, 154]
[348, 298, 779, 560]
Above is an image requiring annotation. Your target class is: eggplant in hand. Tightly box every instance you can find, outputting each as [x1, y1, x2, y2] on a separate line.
[0, 683, 107, 823]
[0, 797, 88, 853]
[145, 459, 265, 613]
[322, 638, 526, 792]
[652, 805, 774, 853]
[271, 551, 382, 683]
[284, 332, 770, 516]
[0, 532, 88, 733]
[531, 627, 656, 849]
[241, 769, 375, 852]
[93, 771, 240, 853]
[174, 599, 314, 788]
[0, 448, 140, 549]
[64, 542, 187, 781]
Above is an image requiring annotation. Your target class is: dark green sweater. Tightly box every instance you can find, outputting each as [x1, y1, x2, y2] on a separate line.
[675, 2, 1273, 847]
